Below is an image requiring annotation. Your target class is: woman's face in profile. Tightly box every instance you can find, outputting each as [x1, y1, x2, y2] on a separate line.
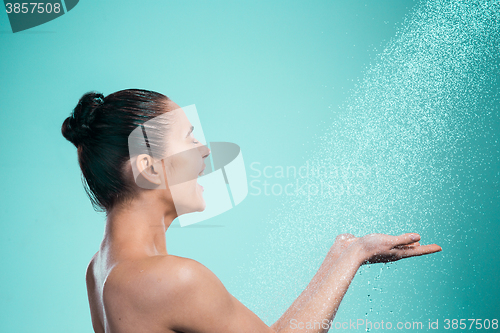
[161, 101, 210, 216]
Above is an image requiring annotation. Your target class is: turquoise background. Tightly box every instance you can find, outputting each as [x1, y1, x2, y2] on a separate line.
[0, 0, 498, 332]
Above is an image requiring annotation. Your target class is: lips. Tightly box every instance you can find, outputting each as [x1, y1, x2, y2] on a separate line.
[198, 165, 206, 176]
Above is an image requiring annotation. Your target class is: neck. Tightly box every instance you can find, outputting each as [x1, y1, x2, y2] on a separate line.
[101, 191, 177, 259]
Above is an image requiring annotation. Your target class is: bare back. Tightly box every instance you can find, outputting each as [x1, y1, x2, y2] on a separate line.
[85, 250, 273, 333]
[86, 252, 186, 333]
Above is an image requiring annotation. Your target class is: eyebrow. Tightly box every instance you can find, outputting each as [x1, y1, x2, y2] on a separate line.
[186, 125, 194, 137]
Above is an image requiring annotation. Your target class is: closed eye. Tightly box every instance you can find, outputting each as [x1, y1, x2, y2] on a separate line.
[186, 125, 194, 138]
[186, 125, 199, 144]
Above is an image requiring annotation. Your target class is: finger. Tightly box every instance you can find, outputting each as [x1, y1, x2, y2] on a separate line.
[394, 241, 420, 249]
[397, 244, 442, 258]
[392, 233, 421, 247]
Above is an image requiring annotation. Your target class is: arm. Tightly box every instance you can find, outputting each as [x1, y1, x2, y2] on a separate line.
[271, 233, 441, 333]
[271, 238, 365, 333]
[156, 233, 440, 333]
[270, 233, 357, 332]
[157, 256, 276, 333]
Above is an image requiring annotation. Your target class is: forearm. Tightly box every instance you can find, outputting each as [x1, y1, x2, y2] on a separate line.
[272, 245, 365, 333]
[270, 246, 341, 332]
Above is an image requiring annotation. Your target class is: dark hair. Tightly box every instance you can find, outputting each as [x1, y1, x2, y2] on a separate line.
[61, 89, 171, 213]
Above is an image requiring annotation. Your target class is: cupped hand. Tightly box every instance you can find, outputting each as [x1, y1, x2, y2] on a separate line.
[353, 233, 442, 265]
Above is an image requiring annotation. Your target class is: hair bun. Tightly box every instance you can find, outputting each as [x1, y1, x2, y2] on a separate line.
[62, 92, 104, 147]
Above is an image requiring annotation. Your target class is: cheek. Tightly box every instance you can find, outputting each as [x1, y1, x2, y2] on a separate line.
[165, 150, 200, 186]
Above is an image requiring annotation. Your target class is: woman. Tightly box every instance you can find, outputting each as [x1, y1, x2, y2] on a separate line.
[62, 89, 442, 333]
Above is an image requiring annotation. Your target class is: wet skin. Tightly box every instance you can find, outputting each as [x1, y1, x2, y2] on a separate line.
[86, 101, 442, 333]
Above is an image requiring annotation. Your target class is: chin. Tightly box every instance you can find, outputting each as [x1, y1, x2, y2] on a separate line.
[184, 197, 207, 214]
[193, 198, 206, 212]
[176, 202, 205, 216]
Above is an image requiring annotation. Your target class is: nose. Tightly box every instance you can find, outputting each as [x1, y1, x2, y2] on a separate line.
[200, 144, 211, 159]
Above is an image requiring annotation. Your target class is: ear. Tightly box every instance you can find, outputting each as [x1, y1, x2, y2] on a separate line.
[135, 154, 162, 186]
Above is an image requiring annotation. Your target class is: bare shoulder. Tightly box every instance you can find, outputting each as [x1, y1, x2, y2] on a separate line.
[117, 255, 216, 287]
[85, 252, 105, 333]
[85, 252, 98, 281]
[157, 255, 224, 291]
[139, 255, 226, 306]
[102, 255, 221, 310]
[103, 255, 273, 333]
[85, 251, 100, 294]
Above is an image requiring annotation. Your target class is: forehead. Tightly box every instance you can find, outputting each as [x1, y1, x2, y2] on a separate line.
[165, 101, 191, 137]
